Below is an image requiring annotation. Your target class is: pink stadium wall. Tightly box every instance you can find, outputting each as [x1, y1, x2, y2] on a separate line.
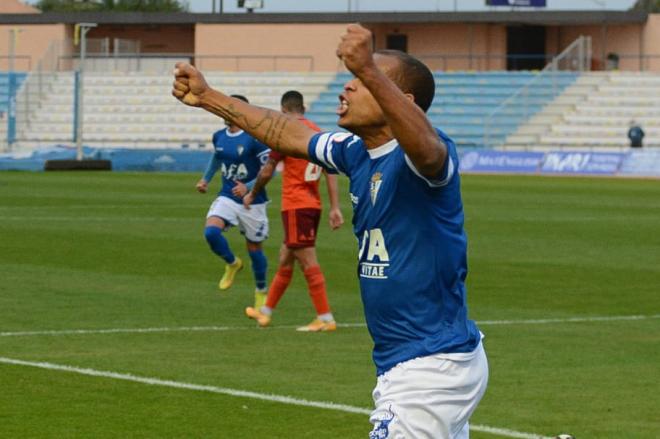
[194, 23, 508, 72]
[2, 13, 659, 73]
[87, 25, 194, 54]
[368, 24, 507, 71]
[546, 14, 660, 72]
[195, 24, 347, 71]
[0, 24, 68, 71]
[643, 14, 660, 71]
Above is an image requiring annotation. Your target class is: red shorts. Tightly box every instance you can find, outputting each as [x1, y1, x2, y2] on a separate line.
[282, 208, 321, 248]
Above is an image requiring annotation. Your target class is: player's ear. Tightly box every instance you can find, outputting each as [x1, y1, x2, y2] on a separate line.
[404, 93, 415, 104]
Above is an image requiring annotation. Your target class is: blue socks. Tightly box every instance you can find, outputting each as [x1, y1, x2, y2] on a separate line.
[248, 249, 268, 290]
[204, 226, 235, 264]
[205, 226, 266, 289]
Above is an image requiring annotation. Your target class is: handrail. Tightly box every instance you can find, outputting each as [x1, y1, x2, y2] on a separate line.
[482, 36, 591, 148]
[0, 56, 33, 72]
[57, 53, 315, 72]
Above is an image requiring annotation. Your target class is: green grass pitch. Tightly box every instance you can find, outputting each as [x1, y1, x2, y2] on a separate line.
[0, 171, 659, 438]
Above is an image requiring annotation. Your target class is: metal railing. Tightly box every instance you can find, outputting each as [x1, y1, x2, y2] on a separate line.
[13, 40, 72, 144]
[482, 36, 592, 148]
[417, 54, 554, 71]
[57, 53, 315, 73]
[0, 56, 32, 72]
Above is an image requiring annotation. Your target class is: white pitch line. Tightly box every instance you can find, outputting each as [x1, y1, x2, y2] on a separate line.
[1, 314, 658, 338]
[0, 216, 193, 222]
[477, 313, 660, 325]
[0, 356, 551, 439]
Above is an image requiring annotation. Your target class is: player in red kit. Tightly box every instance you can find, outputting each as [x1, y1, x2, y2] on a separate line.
[243, 90, 344, 331]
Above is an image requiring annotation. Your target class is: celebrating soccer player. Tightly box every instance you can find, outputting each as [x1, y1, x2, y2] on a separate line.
[243, 90, 344, 332]
[196, 94, 270, 308]
[174, 23, 488, 438]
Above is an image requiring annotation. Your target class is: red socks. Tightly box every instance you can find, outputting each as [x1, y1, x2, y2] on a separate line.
[265, 266, 293, 309]
[304, 265, 331, 315]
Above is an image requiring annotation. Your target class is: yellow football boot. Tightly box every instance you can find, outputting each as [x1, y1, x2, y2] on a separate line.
[254, 290, 267, 309]
[219, 257, 243, 291]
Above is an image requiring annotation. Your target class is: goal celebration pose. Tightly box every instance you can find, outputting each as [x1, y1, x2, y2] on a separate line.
[174, 24, 488, 438]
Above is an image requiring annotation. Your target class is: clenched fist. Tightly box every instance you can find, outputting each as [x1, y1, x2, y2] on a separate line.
[172, 62, 210, 107]
[336, 24, 375, 78]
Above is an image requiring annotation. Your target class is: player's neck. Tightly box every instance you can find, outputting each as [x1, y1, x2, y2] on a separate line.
[227, 125, 242, 133]
[354, 126, 395, 150]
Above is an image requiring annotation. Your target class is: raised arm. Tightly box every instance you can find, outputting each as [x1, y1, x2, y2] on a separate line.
[337, 24, 447, 179]
[172, 63, 316, 159]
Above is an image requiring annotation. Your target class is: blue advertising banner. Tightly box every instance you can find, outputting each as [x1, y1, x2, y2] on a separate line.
[486, 0, 546, 6]
[619, 150, 660, 177]
[459, 150, 544, 173]
[540, 152, 626, 175]
[0, 146, 211, 172]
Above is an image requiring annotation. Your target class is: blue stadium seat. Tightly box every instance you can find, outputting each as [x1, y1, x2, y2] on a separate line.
[0, 72, 27, 115]
[308, 71, 578, 148]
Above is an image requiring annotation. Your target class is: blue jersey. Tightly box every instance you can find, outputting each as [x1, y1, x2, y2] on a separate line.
[308, 130, 481, 375]
[203, 128, 270, 204]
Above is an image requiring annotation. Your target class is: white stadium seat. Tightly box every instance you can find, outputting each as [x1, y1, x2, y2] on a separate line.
[504, 71, 660, 149]
[14, 71, 335, 149]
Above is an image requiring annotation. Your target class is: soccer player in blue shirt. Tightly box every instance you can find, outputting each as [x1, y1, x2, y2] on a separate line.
[196, 94, 271, 309]
[174, 24, 488, 439]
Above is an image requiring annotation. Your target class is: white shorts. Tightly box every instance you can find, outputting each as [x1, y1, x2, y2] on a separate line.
[369, 341, 488, 439]
[206, 196, 269, 243]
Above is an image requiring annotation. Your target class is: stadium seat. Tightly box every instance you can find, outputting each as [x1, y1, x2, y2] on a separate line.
[309, 70, 578, 148]
[10, 71, 335, 149]
[504, 71, 660, 149]
[10, 70, 577, 150]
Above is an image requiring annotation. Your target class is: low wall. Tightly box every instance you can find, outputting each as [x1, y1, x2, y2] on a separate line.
[2, 146, 659, 178]
[459, 149, 660, 178]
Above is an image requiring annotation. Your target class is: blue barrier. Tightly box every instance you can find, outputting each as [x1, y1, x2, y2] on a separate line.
[0, 146, 212, 172]
[3, 146, 660, 178]
[459, 150, 544, 173]
[619, 150, 660, 177]
[540, 151, 626, 175]
[458, 149, 660, 178]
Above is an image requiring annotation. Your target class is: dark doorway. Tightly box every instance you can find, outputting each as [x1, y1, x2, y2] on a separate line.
[386, 34, 408, 53]
[506, 26, 546, 70]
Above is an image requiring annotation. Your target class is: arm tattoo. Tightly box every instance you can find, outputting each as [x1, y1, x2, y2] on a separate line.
[223, 105, 291, 150]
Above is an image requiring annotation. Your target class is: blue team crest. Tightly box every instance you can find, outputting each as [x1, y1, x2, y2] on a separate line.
[370, 172, 383, 205]
[369, 407, 395, 439]
[237, 145, 244, 156]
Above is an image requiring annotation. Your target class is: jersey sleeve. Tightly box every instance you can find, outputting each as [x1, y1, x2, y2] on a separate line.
[403, 128, 457, 188]
[253, 139, 271, 165]
[307, 132, 354, 176]
[202, 152, 221, 182]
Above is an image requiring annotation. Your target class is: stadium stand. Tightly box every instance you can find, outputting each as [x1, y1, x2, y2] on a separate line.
[12, 71, 336, 149]
[308, 71, 578, 148]
[505, 72, 660, 150]
[0, 72, 27, 115]
[9, 69, 579, 150]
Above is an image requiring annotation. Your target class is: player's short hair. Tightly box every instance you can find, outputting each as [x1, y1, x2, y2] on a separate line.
[375, 50, 435, 113]
[231, 94, 249, 104]
[280, 90, 305, 114]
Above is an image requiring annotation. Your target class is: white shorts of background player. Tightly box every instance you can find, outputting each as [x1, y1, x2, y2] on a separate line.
[206, 195, 269, 243]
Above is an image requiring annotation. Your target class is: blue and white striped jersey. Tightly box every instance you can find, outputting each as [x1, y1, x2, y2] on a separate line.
[308, 129, 481, 375]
